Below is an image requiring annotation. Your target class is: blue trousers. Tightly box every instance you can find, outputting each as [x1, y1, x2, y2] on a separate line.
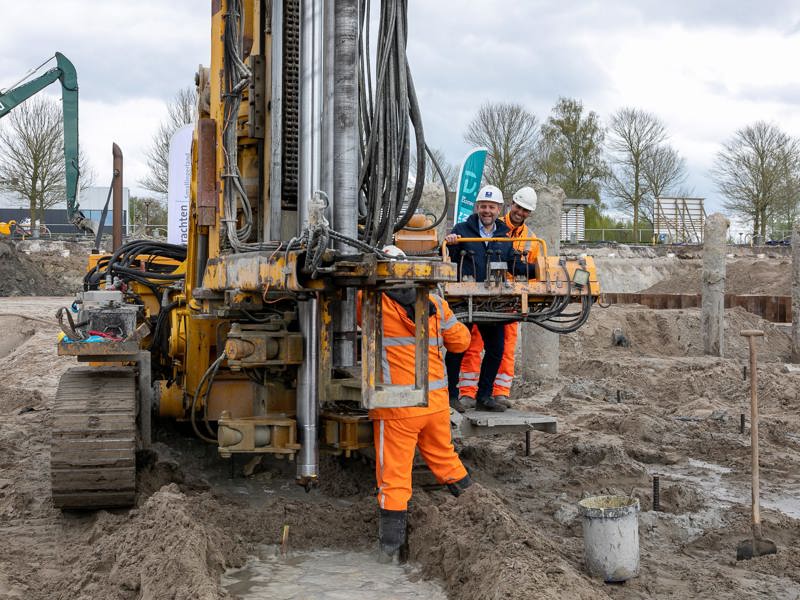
[445, 322, 505, 402]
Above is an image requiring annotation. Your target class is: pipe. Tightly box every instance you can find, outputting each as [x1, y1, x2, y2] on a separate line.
[296, 0, 325, 484]
[269, 0, 284, 241]
[298, 0, 324, 229]
[112, 143, 123, 252]
[296, 297, 319, 483]
[332, 0, 359, 367]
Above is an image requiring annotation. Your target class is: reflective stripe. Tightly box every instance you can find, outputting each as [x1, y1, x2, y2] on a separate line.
[432, 295, 444, 315]
[494, 373, 513, 383]
[441, 315, 459, 330]
[378, 420, 386, 509]
[381, 347, 392, 384]
[429, 378, 448, 391]
[459, 373, 479, 383]
[383, 336, 443, 347]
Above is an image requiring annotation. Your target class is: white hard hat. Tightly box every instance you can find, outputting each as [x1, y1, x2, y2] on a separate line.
[382, 244, 406, 258]
[512, 187, 537, 212]
[476, 185, 504, 205]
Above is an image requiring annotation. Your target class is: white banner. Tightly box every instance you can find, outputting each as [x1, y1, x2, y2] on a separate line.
[167, 124, 194, 245]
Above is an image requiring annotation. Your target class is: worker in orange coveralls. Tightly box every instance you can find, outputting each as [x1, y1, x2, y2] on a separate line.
[457, 187, 538, 410]
[357, 271, 473, 562]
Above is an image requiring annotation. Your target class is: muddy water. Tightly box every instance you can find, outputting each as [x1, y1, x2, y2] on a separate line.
[658, 459, 800, 519]
[222, 546, 448, 599]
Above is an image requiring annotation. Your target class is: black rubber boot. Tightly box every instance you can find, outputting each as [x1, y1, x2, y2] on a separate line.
[378, 508, 407, 563]
[446, 474, 473, 497]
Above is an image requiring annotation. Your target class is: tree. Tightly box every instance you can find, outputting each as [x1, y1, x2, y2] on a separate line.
[537, 97, 608, 203]
[641, 144, 688, 223]
[0, 96, 94, 225]
[130, 196, 167, 237]
[423, 147, 458, 189]
[711, 121, 800, 241]
[464, 102, 539, 202]
[606, 107, 684, 236]
[140, 87, 197, 196]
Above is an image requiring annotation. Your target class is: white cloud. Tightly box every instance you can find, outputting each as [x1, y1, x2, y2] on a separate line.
[1, 0, 800, 219]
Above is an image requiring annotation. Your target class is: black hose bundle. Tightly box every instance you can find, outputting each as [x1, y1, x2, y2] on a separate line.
[358, 0, 427, 247]
[84, 240, 186, 295]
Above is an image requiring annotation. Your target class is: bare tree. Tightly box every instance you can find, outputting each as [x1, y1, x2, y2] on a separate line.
[423, 147, 458, 189]
[641, 145, 688, 222]
[0, 96, 94, 225]
[537, 97, 607, 202]
[140, 87, 197, 196]
[712, 121, 800, 241]
[464, 102, 539, 201]
[606, 107, 670, 236]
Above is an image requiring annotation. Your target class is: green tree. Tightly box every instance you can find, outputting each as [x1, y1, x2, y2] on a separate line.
[711, 121, 800, 241]
[537, 97, 607, 203]
[130, 196, 167, 237]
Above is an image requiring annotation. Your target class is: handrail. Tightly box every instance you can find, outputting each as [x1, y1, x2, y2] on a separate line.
[441, 236, 548, 262]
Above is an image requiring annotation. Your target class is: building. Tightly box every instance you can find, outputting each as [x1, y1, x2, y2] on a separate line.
[561, 198, 594, 243]
[0, 186, 130, 235]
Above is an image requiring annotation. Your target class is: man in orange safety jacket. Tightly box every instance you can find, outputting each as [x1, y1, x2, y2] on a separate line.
[457, 187, 538, 409]
[358, 283, 473, 561]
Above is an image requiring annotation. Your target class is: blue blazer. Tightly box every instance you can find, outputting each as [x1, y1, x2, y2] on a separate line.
[447, 213, 520, 282]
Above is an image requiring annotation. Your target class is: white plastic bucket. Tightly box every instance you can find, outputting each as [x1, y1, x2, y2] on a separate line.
[579, 495, 640, 582]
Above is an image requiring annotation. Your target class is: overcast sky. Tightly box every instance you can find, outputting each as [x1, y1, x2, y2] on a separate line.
[2, 1, 800, 222]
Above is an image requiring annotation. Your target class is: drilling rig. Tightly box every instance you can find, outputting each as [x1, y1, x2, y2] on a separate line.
[49, 0, 600, 509]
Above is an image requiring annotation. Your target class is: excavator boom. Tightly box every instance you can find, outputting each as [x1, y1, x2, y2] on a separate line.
[0, 53, 94, 234]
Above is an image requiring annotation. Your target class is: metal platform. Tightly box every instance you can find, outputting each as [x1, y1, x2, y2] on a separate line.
[452, 409, 557, 439]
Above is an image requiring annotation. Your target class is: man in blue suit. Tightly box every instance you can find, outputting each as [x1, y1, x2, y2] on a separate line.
[444, 185, 518, 413]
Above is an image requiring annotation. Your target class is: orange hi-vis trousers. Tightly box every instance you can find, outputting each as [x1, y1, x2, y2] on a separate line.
[373, 411, 468, 511]
[458, 321, 519, 398]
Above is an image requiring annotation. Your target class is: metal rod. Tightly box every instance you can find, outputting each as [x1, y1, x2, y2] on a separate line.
[298, 0, 324, 229]
[297, 297, 319, 482]
[332, 0, 359, 367]
[112, 143, 123, 252]
[652, 475, 660, 511]
[295, 0, 325, 484]
[525, 430, 531, 456]
[269, 0, 284, 240]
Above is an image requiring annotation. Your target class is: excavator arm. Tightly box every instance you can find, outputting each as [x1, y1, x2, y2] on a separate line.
[0, 53, 94, 234]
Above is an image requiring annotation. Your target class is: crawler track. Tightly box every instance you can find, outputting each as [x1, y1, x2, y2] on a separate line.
[50, 366, 137, 509]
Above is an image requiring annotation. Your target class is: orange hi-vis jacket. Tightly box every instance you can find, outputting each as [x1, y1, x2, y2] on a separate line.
[357, 291, 471, 511]
[357, 291, 471, 420]
[504, 214, 538, 264]
[459, 215, 536, 399]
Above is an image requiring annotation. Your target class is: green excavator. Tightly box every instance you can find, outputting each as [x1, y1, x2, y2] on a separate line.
[0, 52, 95, 234]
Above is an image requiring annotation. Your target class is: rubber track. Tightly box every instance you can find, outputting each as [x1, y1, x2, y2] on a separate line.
[51, 366, 136, 509]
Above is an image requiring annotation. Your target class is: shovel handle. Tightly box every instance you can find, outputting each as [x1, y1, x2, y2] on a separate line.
[740, 330, 764, 528]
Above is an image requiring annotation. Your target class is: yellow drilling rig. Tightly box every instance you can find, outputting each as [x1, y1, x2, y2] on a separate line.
[50, 0, 600, 509]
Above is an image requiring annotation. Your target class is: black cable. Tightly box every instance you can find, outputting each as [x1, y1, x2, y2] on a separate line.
[358, 0, 427, 246]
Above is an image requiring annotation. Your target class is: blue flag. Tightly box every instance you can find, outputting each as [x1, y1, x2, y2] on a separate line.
[453, 147, 488, 224]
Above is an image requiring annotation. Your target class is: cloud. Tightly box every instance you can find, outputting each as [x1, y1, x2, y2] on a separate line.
[2, 0, 800, 215]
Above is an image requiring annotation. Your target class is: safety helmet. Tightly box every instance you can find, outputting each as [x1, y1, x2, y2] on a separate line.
[382, 244, 406, 258]
[476, 185, 504, 205]
[512, 187, 537, 212]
